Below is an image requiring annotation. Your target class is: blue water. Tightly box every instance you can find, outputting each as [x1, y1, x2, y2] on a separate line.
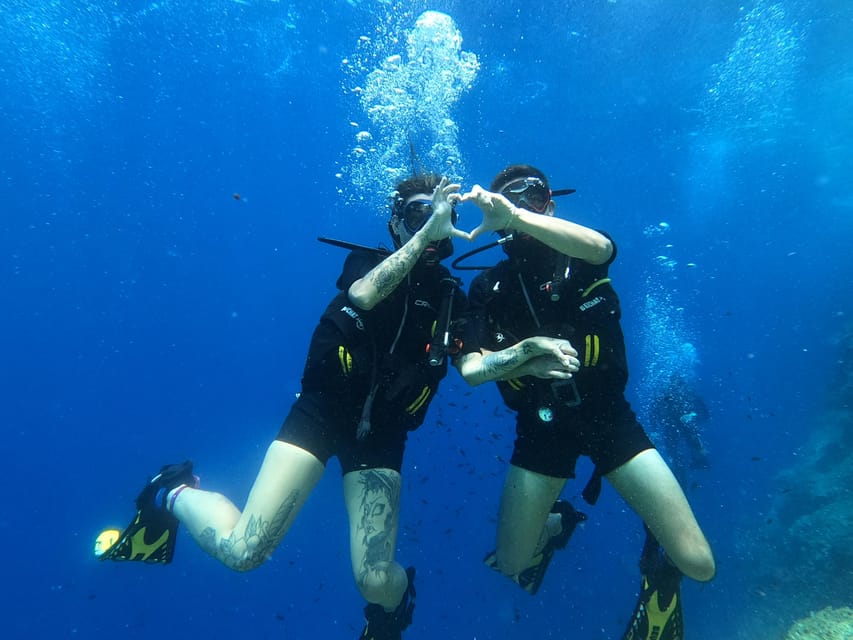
[2, 1, 851, 638]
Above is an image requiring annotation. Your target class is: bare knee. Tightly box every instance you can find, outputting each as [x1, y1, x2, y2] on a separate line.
[686, 545, 716, 582]
[227, 553, 268, 572]
[494, 549, 528, 578]
[355, 562, 407, 607]
[206, 534, 275, 573]
[672, 541, 716, 582]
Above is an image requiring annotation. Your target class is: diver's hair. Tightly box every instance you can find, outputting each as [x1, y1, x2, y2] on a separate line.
[390, 173, 444, 219]
[490, 164, 549, 192]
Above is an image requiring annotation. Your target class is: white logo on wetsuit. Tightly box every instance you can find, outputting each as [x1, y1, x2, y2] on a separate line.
[579, 296, 604, 312]
[414, 299, 436, 312]
[341, 306, 365, 331]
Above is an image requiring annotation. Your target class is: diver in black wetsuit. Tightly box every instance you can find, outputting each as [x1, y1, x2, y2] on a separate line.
[650, 372, 711, 484]
[102, 174, 468, 640]
[455, 164, 716, 640]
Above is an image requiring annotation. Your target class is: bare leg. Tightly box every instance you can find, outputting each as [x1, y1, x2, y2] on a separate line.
[343, 468, 408, 609]
[172, 440, 325, 571]
[606, 448, 715, 581]
[494, 465, 567, 576]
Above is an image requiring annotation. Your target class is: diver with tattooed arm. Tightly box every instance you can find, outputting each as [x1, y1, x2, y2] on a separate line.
[454, 164, 714, 640]
[99, 174, 487, 640]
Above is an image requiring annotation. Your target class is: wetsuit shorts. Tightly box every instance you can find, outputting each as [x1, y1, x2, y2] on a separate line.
[510, 394, 654, 479]
[276, 391, 408, 474]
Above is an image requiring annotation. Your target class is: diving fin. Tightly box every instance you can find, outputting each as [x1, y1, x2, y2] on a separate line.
[97, 461, 196, 565]
[621, 532, 684, 640]
[96, 506, 179, 564]
[485, 499, 587, 595]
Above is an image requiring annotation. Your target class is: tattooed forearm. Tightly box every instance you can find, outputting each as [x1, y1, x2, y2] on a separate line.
[458, 340, 549, 386]
[370, 241, 421, 299]
[482, 342, 534, 379]
[199, 490, 301, 571]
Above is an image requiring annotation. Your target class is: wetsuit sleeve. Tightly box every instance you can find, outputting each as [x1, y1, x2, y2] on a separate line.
[601, 231, 617, 266]
[454, 285, 468, 324]
[335, 250, 383, 291]
[448, 284, 469, 359]
[458, 271, 491, 356]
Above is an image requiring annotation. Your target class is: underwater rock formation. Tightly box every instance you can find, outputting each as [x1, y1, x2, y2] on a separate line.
[766, 323, 853, 605]
[739, 324, 853, 636]
[774, 416, 853, 581]
[783, 607, 853, 640]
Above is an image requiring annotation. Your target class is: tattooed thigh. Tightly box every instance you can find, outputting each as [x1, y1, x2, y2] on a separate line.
[353, 469, 401, 579]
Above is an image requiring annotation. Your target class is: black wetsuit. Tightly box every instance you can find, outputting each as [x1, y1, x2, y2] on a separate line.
[277, 249, 466, 473]
[462, 234, 653, 483]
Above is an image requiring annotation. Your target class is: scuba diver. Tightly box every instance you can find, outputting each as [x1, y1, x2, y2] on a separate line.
[650, 370, 711, 484]
[453, 164, 715, 640]
[96, 174, 469, 640]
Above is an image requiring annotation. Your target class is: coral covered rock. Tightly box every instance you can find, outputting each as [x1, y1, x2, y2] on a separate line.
[783, 606, 853, 640]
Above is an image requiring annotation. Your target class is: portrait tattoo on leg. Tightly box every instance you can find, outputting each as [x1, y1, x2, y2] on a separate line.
[355, 469, 401, 582]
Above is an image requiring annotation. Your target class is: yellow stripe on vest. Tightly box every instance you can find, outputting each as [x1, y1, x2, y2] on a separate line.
[584, 334, 600, 367]
[406, 386, 431, 414]
[582, 278, 611, 298]
[338, 346, 352, 374]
